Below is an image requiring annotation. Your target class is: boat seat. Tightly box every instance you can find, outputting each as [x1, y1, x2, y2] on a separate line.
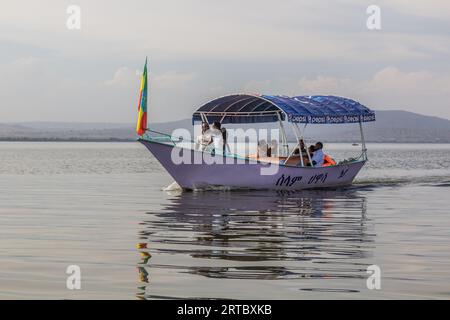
[248, 155, 303, 166]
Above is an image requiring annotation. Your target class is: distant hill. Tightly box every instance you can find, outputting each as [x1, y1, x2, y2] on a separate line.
[305, 110, 450, 143]
[0, 110, 449, 142]
[0, 122, 136, 141]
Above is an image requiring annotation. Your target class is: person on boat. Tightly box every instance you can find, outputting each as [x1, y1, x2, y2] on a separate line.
[308, 145, 315, 156]
[202, 121, 210, 134]
[299, 139, 306, 155]
[298, 139, 314, 166]
[221, 127, 230, 154]
[322, 149, 337, 166]
[269, 139, 278, 157]
[303, 145, 315, 166]
[206, 122, 224, 155]
[311, 142, 325, 167]
[257, 139, 268, 158]
[196, 122, 210, 151]
[314, 142, 337, 166]
[311, 142, 337, 167]
[323, 154, 337, 166]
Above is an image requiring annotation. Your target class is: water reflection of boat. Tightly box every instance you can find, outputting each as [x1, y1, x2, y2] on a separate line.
[135, 190, 374, 299]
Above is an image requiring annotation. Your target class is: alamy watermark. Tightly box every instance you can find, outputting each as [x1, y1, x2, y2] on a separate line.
[366, 5, 381, 30]
[66, 5, 81, 30]
[66, 265, 81, 290]
[366, 265, 381, 290]
[168, 127, 282, 176]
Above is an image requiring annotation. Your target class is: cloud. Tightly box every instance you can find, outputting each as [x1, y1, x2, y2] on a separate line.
[379, 0, 450, 20]
[295, 67, 450, 118]
[152, 71, 196, 89]
[0, 57, 48, 95]
[2, 1, 449, 63]
[298, 76, 353, 94]
[242, 80, 272, 94]
[371, 67, 450, 90]
[364, 67, 450, 116]
[104, 67, 140, 86]
[1, 1, 450, 122]
[9, 56, 39, 68]
[0, 56, 42, 75]
[105, 68, 196, 88]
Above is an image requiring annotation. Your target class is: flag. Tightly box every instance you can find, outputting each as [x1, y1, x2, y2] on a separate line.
[136, 58, 148, 136]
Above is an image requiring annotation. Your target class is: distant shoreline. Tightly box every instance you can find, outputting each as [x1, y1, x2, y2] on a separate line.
[0, 138, 135, 142]
[1, 110, 449, 144]
[1, 138, 449, 143]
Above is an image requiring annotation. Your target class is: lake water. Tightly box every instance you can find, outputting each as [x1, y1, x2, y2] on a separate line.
[0, 142, 449, 299]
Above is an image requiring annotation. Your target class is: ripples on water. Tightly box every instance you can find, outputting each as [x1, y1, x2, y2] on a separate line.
[0, 142, 449, 299]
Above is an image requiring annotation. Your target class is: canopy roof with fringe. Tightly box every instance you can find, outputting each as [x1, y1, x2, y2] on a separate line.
[192, 94, 376, 124]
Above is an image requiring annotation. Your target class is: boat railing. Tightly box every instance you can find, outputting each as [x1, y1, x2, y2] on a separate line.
[141, 129, 247, 159]
[142, 129, 184, 146]
[140, 129, 365, 167]
[142, 129, 220, 154]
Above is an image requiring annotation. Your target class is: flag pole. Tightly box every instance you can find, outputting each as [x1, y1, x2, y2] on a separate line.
[136, 57, 148, 136]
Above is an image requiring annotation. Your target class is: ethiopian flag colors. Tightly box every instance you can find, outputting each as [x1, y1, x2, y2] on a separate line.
[136, 58, 148, 136]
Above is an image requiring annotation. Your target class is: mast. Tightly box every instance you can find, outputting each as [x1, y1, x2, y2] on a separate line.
[136, 57, 148, 136]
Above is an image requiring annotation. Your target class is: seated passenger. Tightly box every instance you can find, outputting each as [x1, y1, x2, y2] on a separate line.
[269, 139, 278, 157]
[311, 142, 325, 167]
[311, 142, 337, 167]
[323, 153, 337, 166]
[298, 139, 306, 157]
[304, 145, 315, 166]
[257, 139, 268, 158]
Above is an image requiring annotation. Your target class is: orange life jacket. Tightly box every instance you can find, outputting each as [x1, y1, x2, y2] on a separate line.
[323, 154, 336, 166]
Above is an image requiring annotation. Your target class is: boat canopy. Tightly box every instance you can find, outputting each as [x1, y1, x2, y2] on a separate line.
[192, 94, 376, 124]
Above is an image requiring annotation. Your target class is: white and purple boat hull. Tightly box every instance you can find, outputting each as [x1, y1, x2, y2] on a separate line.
[140, 139, 365, 190]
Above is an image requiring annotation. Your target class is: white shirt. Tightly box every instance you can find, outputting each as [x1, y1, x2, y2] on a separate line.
[312, 148, 324, 167]
[257, 140, 268, 157]
[206, 128, 223, 152]
[196, 134, 209, 151]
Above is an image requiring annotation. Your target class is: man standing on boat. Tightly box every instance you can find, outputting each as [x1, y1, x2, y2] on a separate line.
[196, 122, 210, 151]
[206, 122, 224, 155]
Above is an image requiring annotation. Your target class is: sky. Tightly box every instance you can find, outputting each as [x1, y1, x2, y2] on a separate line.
[0, 0, 450, 123]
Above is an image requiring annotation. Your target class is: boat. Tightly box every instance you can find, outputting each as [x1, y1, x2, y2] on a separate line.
[135, 61, 376, 190]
